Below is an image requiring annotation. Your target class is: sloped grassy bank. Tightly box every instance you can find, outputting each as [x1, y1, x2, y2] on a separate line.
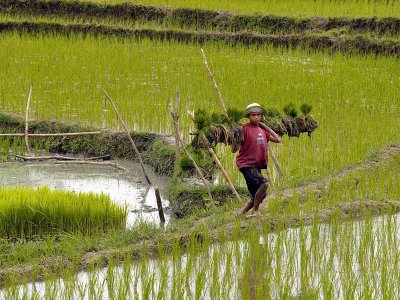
[2, 0, 400, 36]
[0, 112, 175, 175]
[2, 20, 400, 57]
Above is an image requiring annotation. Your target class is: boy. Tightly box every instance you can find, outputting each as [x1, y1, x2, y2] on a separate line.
[232, 103, 282, 217]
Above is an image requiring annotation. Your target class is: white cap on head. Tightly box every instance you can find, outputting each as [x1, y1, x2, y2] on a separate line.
[245, 103, 267, 116]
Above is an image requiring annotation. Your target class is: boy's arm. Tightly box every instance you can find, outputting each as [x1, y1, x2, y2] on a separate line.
[260, 122, 282, 143]
[231, 143, 240, 153]
[231, 124, 244, 153]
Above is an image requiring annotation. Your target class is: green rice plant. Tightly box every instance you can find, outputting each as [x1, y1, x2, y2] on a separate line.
[0, 186, 126, 238]
[1, 32, 399, 192]
[67, 0, 400, 18]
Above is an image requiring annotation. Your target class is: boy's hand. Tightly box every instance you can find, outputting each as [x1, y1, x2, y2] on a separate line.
[260, 122, 282, 143]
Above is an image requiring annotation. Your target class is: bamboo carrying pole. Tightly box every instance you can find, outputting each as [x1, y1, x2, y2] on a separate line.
[102, 89, 165, 223]
[172, 92, 213, 201]
[201, 48, 284, 185]
[265, 167, 274, 189]
[24, 85, 33, 155]
[186, 110, 241, 201]
[259, 123, 284, 182]
[201, 48, 228, 117]
[200, 48, 241, 200]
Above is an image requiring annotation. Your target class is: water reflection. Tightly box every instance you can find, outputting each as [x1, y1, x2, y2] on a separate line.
[0, 160, 171, 227]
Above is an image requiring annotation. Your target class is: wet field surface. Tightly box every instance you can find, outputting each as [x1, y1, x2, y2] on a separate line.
[0, 159, 171, 226]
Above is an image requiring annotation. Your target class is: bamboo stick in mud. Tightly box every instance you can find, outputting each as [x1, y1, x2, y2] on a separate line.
[169, 97, 180, 165]
[155, 187, 165, 223]
[102, 89, 165, 223]
[24, 85, 33, 155]
[54, 160, 128, 171]
[103, 89, 151, 184]
[172, 92, 213, 201]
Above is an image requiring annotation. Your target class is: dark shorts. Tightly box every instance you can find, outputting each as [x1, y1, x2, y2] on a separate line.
[239, 167, 267, 201]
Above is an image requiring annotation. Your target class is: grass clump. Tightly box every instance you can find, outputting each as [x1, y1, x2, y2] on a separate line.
[0, 186, 126, 239]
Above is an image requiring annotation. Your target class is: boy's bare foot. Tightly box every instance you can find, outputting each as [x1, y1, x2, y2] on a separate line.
[244, 211, 262, 219]
[250, 211, 261, 217]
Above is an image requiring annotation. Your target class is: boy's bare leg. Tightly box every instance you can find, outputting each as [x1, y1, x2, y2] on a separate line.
[237, 200, 254, 216]
[251, 183, 267, 216]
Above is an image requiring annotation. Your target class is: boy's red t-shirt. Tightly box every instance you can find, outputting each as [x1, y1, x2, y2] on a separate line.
[236, 123, 271, 169]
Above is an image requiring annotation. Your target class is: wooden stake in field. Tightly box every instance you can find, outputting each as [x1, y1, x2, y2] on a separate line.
[24, 85, 33, 155]
[171, 92, 213, 201]
[102, 89, 165, 223]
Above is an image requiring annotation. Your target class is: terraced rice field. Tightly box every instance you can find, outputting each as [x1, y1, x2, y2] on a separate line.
[0, 0, 399, 298]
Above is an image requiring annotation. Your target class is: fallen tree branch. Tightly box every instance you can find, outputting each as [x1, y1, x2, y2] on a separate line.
[12, 154, 111, 161]
[54, 160, 128, 171]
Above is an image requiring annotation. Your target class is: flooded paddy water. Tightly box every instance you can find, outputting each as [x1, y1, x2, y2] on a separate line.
[0, 159, 171, 227]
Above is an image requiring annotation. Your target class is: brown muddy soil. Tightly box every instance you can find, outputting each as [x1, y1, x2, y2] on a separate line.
[1, 143, 399, 288]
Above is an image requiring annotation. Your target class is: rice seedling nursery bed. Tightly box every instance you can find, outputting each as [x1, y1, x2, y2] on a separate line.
[0, 0, 399, 298]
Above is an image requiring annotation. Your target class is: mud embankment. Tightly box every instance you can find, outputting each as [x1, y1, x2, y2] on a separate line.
[1, 0, 400, 56]
[1, 20, 400, 57]
[2, 0, 400, 36]
[0, 112, 175, 176]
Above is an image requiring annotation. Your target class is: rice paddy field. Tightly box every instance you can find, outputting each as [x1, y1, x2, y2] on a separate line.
[3, 212, 400, 299]
[1, 32, 399, 186]
[71, 0, 400, 18]
[0, 0, 400, 298]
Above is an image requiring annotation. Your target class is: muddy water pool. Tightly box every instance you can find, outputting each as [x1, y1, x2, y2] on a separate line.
[0, 160, 171, 226]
